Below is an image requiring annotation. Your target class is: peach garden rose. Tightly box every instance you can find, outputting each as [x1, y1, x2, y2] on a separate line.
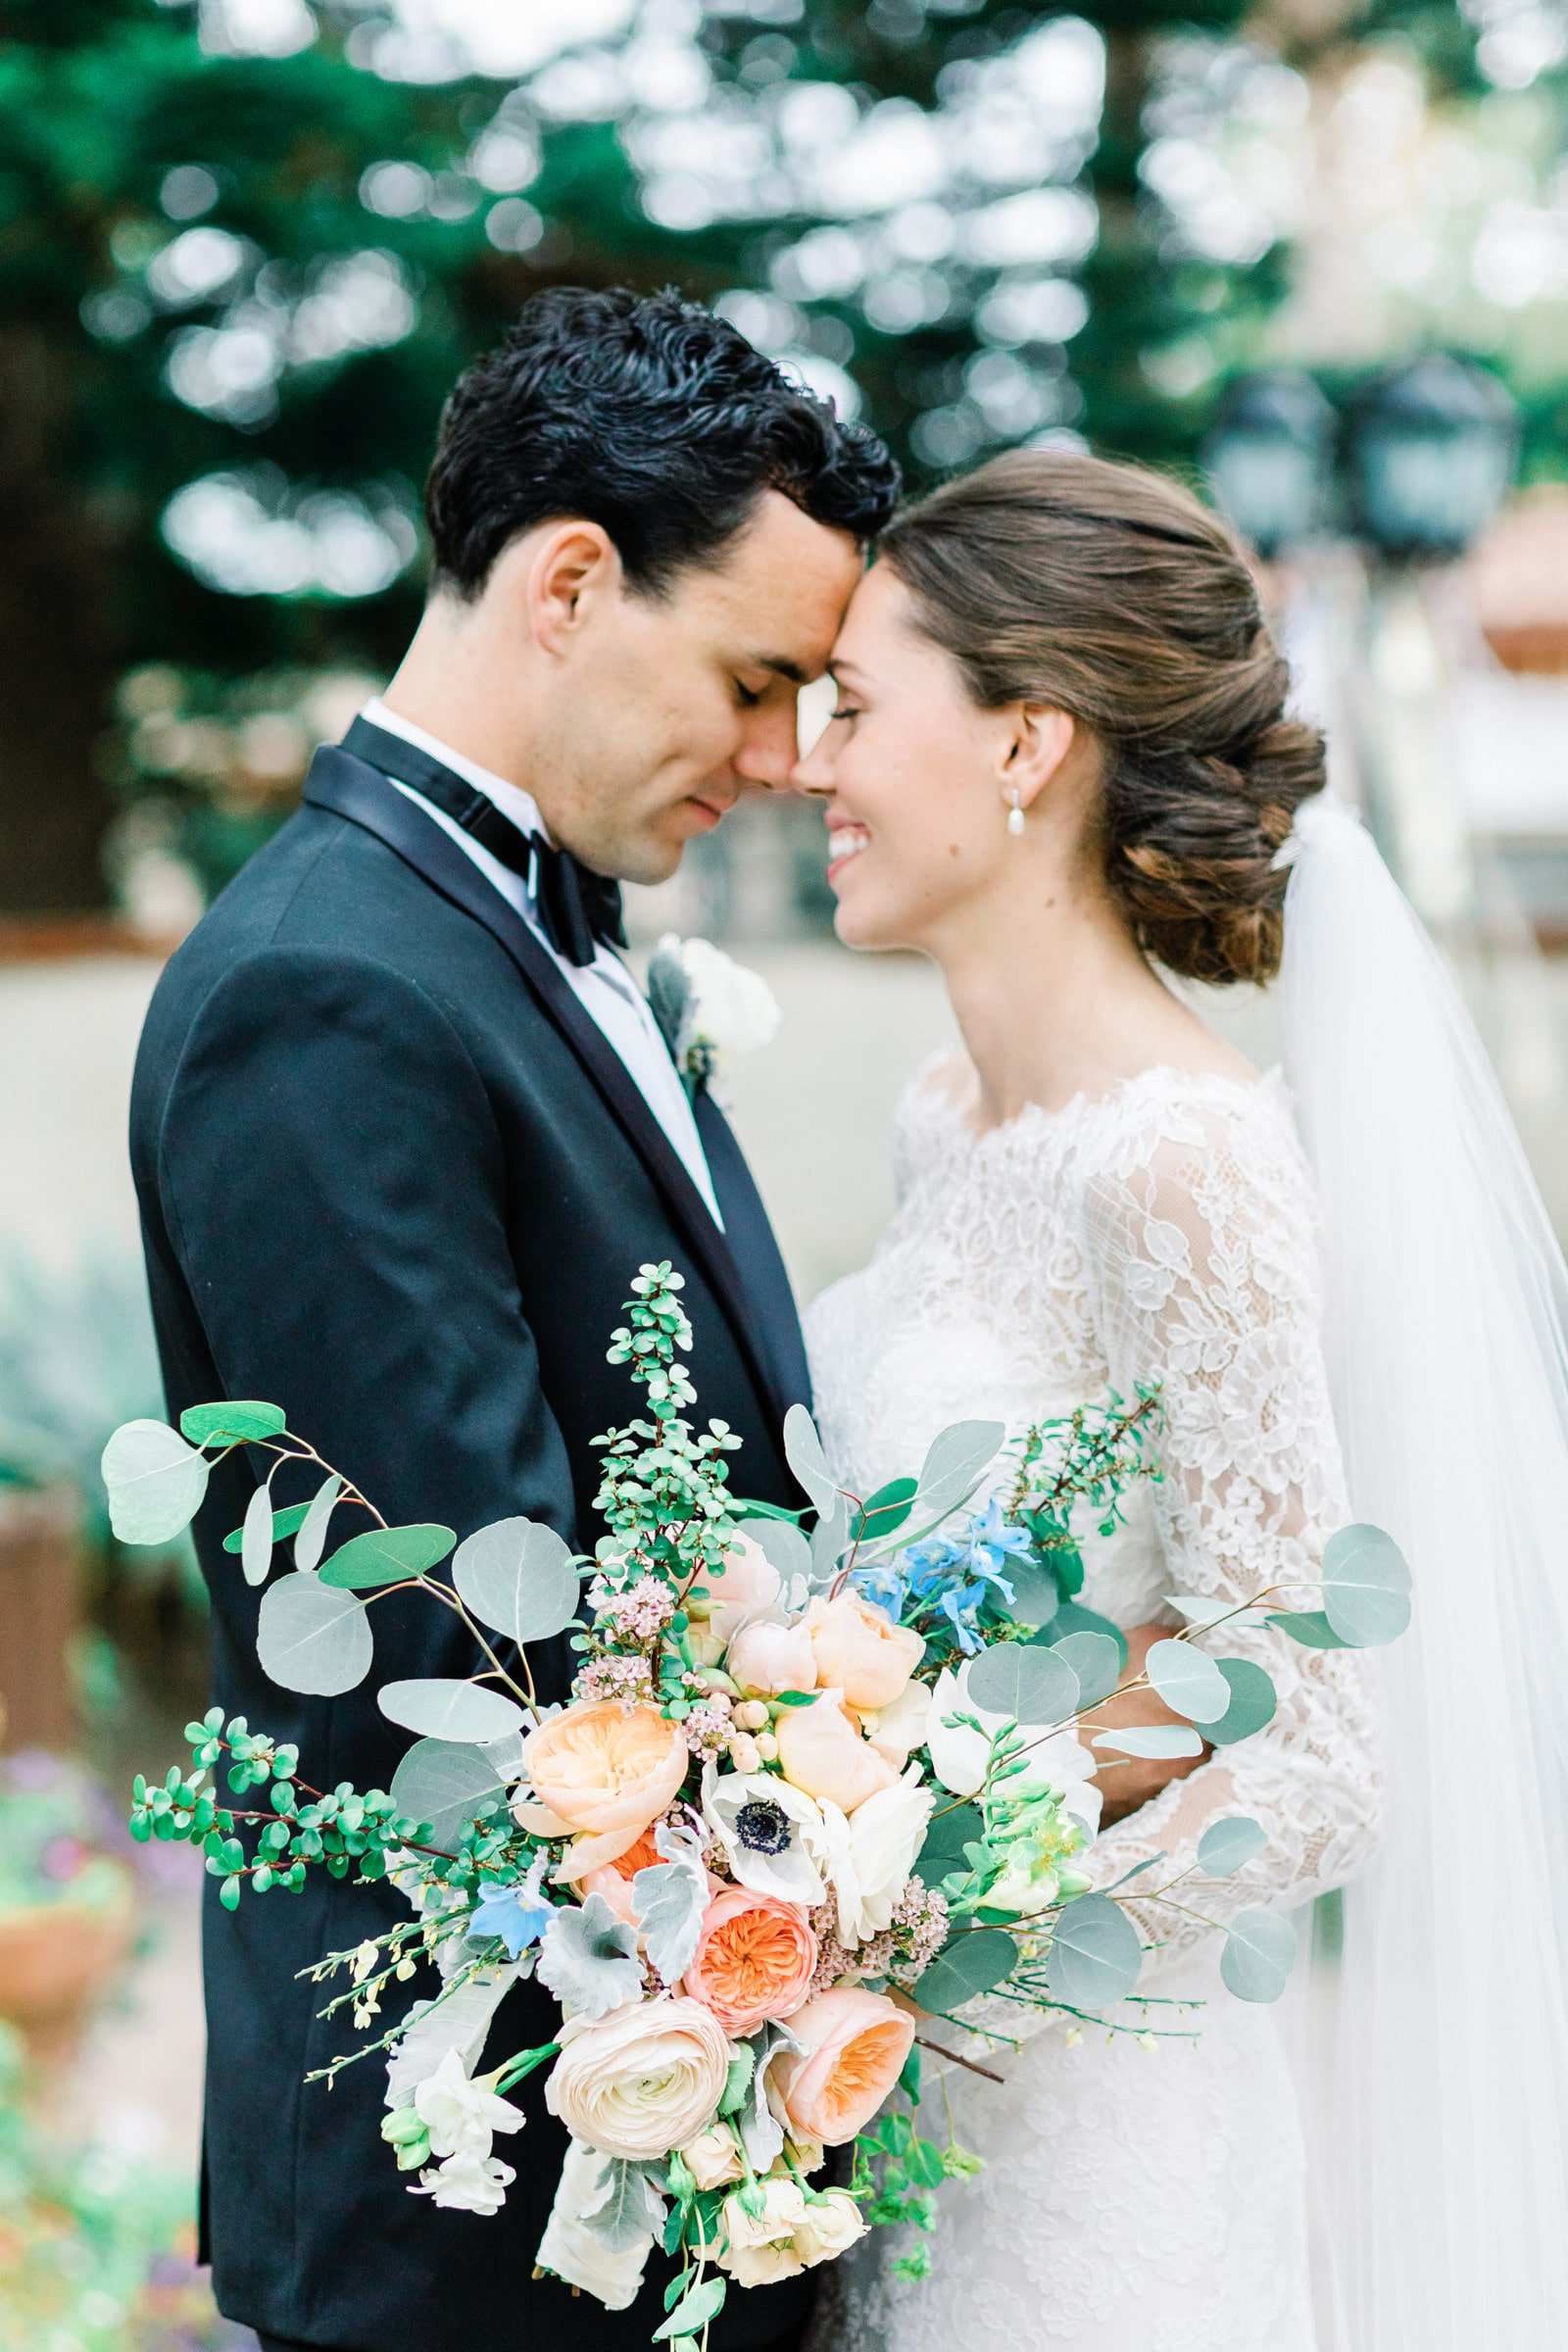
[523, 1702, 689, 1877]
[774, 1689, 897, 1812]
[806, 1591, 925, 1712]
[771, 1985, 916, 2144]
[683, 1886, 818, 2036]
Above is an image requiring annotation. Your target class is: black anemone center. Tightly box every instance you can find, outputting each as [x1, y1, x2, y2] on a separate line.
[734, 1797, 791, 1856]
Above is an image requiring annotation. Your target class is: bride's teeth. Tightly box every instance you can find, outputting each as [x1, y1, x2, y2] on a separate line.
[829, 827, 869, 863]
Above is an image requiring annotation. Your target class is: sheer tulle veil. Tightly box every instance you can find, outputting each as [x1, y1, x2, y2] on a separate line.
[1278, 792, 1568, 2351]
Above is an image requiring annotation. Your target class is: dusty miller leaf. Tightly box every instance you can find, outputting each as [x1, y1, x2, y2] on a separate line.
[536, 1893, 643, 2019]
[579, 2156, 669, 2252]
[631, 1819, 710, 1984]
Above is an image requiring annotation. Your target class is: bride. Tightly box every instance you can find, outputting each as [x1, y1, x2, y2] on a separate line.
[791, 449, 1568, 2350]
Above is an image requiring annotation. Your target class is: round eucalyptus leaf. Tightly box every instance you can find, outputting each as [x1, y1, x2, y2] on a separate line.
[1197, 1814, 1268, 1876]
[1220, 1908, 1298, 2002]
[240, 1482, 274, 1589]
[294, 1475, 342, 1573]
[1090, 1723, 1205, 1759]
[1045, 1600, 1129, 1669]
[257, 1573, 372, 1695]
[318, 1523, 456, 1589]
[180, 1399, 287, 1447]
[967, 1641, 1079, 1726]
[1267, 1610, 1349, 1650]
[1050, 1631, 1121, 1709]
[102, 1419, 211, 1546]
[782, 1404, 839, 1516]
[1319, 1523, 1411, 1647]
[1145, 1639, 1232, 1725]
[918, 1801, 983, 1881]
[1044, 1891, 1143, 2007]
[911, 1419, 1007, 1526]
[1204, 1657, 1277, 1746]
[389, 1738, 511, 1853]
[378, 1679, 524, 1743]
[911, 1926, 1018, 2013]
[1005, 1560, 1061, 1629]
[452, 1517, 580, 1644]
[744, 1515, 811, 1586]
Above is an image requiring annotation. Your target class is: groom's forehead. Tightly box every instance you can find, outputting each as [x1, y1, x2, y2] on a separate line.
[674, 489, 863, 644]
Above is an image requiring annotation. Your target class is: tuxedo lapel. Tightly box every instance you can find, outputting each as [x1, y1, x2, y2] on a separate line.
[693, 1088, 810, 1412]
[302, 745, 794, 1433]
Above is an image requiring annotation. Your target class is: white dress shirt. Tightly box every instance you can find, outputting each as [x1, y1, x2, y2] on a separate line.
[358, 700, 724, 1229]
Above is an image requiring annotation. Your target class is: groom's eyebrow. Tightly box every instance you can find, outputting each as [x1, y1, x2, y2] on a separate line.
[756, 655, 808, 684]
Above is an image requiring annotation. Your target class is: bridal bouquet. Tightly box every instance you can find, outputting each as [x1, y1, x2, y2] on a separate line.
[105, 1265, 1409, 2333]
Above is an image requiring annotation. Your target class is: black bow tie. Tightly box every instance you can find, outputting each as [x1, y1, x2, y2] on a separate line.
[340, 716, 626, 967]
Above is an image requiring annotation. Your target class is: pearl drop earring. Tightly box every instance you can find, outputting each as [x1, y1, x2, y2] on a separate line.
[1006, 787, 1025, 838]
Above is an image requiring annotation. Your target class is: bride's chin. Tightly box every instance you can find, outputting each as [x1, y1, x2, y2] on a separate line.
[832, 892, 910, 954]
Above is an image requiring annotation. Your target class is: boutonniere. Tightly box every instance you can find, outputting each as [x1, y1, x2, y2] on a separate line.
[646, 934, 781, 1103]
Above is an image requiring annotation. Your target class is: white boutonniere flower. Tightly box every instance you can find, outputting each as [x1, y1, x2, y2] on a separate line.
[647, 934, 780, 1102]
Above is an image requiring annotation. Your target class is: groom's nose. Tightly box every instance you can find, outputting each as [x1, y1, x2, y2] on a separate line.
[731, 693, 805, 791]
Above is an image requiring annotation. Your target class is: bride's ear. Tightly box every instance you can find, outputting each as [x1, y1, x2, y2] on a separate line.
[1000, 703, 1078, 814]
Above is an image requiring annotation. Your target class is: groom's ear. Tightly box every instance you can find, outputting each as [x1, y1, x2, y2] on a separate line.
[514, 519, 624, 656]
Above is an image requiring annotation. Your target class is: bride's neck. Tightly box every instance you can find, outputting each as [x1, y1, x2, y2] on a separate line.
[931, 868, 1202, 1132]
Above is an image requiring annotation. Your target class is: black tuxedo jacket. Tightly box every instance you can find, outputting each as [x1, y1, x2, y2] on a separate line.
[129, 731, 813, 2352]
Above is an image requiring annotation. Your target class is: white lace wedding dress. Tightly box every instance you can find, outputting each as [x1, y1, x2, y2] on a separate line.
[802, 1055, 1382, 2352]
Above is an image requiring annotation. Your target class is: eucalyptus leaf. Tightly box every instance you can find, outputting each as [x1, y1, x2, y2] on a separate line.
[1162, 1594, 1262, 1633]
[580, 2156, 668, 2254]
[1050, 1631, 1121, 1709]
[1044, 1599, 1129, 1668]
[852, 1477, 918, 1546]
[1319, 1523, 1411, 1647]
[389, 1739, 510, 1852]
[1220, 1908, 1298, 2001]
[1197, 1814, 1268, 1876]
[257, 1573, 371, 1696]
[294, 1475, 342, 1572]
[180, 1399, 287, 1447]
[240, 1482, 274, 1589]
[378, 1680, 524, 1743]
[101, 1419, 211, 1545]
[1090, 1724, 1205, 1759]
[1145, 1639, 1232, 1725]
[782, 1404, 840, 1516]
[1044, 1891, 1144, 2006]
[537, 1895, 645, 2020]
[966, 1641, 1079, 1726]
[918, 1801, 983, 1882]
[911, 1419, 1006, 1529]
[452, 1517, 580, 1644]
[911, 1925, 1018, 2012]
[655, 2276, 726, 2343]
[1205, 1657, 1278, 1746]
[1268, 1610, 1350, 1650]
[744, 1514, 812, 1588]
[809, 1492, 852, 1584]
[319, 1523, 456, 1589]
[1005, 1559, 1061, 1628]
[223, 1500, 310, 1554]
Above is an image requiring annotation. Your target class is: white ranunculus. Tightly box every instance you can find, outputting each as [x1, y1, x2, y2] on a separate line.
[413, 2046, 525, 2158]
[665, 935, 781, 1069]
[703, 1761, 828, 1904]
[413, 2146, 516, 2215]
[536, 2136, 658, 2308]
[926, 1660, 1101, 1832]
[545, 1996, 731, 2160]
[817, 1765, 933, 1947]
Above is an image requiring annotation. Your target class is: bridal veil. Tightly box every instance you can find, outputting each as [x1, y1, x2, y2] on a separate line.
[1279, 792, 1568, 2351]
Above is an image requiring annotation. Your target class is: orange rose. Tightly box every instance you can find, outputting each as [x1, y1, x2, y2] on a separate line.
[807, 1592, 925, 1712]
[683, 1886, 818, 2037]
[771, 1986, 915, 2145]
[524, 1702, 688, 1877]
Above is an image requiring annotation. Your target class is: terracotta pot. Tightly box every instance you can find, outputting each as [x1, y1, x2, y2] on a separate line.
[0, 1879, 137, 2071]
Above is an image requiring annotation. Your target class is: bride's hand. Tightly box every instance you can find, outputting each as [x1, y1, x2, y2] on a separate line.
[1088, 1622, 1212, 1825]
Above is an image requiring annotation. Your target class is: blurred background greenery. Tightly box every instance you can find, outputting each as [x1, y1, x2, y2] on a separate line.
[1, 1, 1566, 2341]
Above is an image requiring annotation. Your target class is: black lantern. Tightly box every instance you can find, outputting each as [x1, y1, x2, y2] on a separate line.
[1202, 370, 1338, 559]
[1350, 356, 1518, 562]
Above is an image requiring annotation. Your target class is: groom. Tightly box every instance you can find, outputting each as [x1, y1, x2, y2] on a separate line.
[130, 287, 900, 2352]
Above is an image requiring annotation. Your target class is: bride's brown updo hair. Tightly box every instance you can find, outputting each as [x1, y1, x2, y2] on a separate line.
[876, 448, 1324, 985]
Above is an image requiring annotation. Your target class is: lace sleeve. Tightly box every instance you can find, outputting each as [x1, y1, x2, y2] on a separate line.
[1069, 1089, 1382, 1980]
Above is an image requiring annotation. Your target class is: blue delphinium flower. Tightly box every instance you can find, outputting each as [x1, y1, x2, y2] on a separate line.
[470, 1861, 555, 1959]
[850, 1556, 909, 1618]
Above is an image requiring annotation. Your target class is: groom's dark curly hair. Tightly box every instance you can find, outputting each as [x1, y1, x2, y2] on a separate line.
[424, 285, 901, 599]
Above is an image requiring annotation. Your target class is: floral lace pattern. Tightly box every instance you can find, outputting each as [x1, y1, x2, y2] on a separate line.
[803, 1057, 1381, 2352]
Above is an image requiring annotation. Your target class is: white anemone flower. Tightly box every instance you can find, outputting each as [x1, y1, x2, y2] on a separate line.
[702, 1761, 827, 1903]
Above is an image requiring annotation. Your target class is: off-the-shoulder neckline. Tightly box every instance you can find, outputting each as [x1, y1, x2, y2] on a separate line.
[906, 1054, 1289, 1152]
